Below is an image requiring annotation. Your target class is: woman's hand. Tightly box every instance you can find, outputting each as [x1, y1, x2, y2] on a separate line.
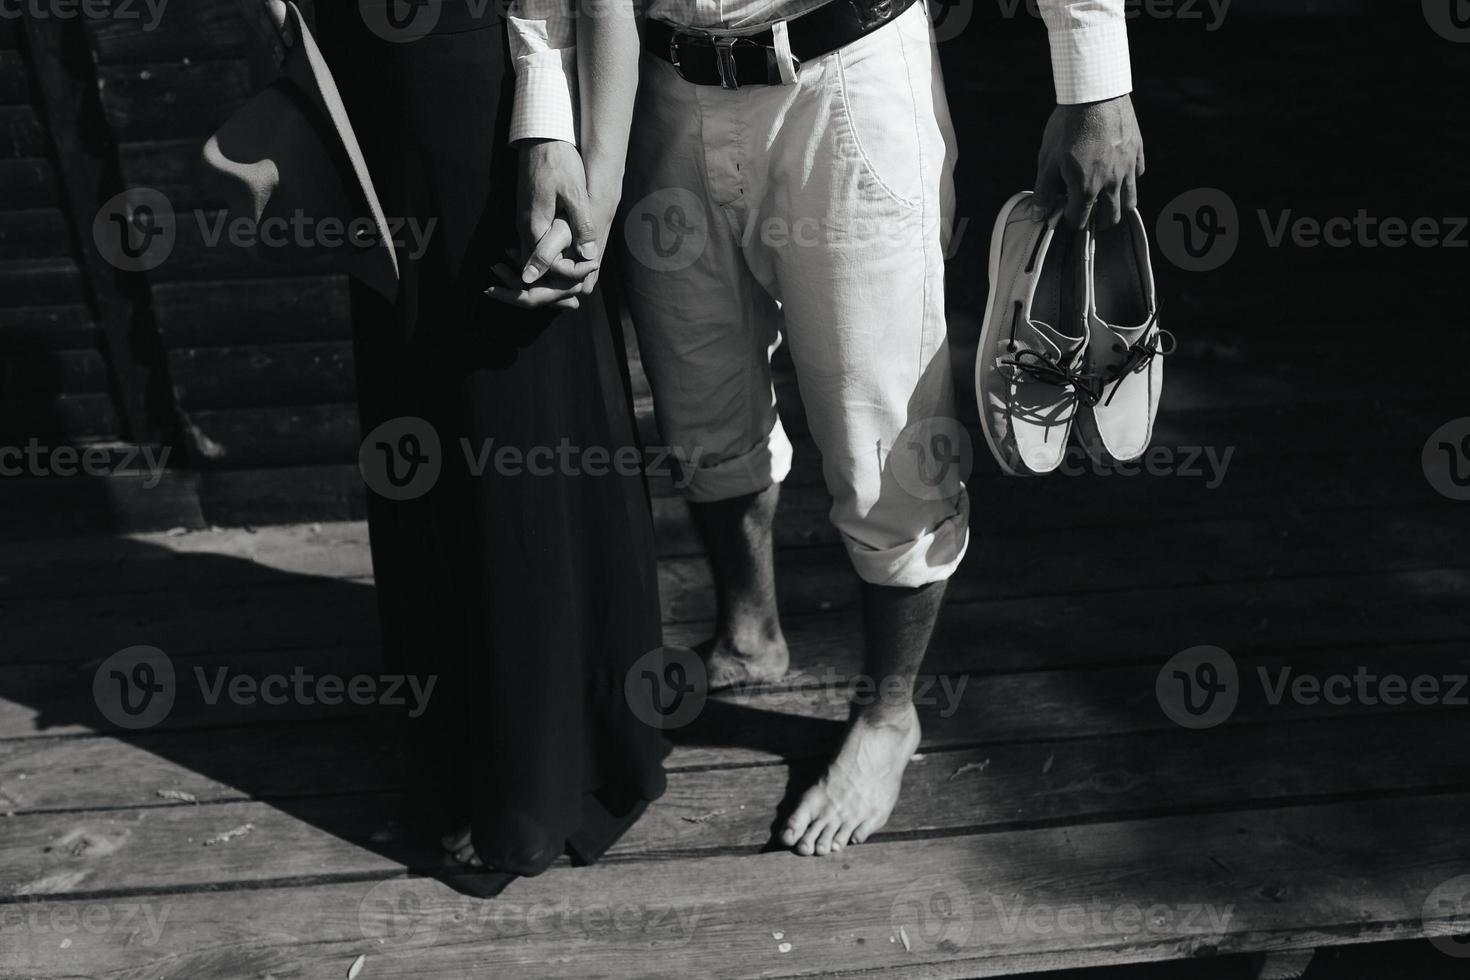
[487, 218, 601, 311]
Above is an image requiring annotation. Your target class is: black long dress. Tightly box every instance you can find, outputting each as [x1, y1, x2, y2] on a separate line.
[313, 1, 668, 878]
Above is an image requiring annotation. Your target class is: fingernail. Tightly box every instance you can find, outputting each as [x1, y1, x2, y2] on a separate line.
[579, 241, 600, 260]
[521, 264, 541, 284]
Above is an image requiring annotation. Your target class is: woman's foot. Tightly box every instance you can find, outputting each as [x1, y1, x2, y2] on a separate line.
[780, 703, 921, 856]
[699, 627, 790, 692]
[441, 825, 483, 868]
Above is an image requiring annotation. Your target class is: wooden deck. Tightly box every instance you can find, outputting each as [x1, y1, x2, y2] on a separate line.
[4, 314, 1470, 977]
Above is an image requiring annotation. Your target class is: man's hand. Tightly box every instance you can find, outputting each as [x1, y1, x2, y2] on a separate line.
[517, 139, 600, 283]
[1034, 94, 1144, 229]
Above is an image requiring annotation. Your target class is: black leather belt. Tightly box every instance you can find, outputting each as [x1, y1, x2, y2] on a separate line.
[645, 0, 919, 89]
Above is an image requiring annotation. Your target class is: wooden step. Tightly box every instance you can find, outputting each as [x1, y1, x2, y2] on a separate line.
[0, 207, 71, 260]
[170, 342, 356, 410]
[152, 275, 351, 347]
[3, 711, 1467, 895]
[95, 60, 251, 142]
[0, 392, 116, 443]
[0, 104, 44, 157]
[0, 158, 57, 209]
[0, 49, 30, 106]
[0, 258, 83, 306]
[7, 793, 1468, 979]
[0, 304, 96, 352]
[0, 348, 109, 397]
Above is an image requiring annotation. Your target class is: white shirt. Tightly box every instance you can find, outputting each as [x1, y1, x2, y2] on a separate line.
[507, 0, 1133, 144]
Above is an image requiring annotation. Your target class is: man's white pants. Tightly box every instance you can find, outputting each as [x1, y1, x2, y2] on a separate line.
[622, 2, 969, 588]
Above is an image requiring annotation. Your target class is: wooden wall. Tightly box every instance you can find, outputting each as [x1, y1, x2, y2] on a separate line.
[86, 0, 366, 526]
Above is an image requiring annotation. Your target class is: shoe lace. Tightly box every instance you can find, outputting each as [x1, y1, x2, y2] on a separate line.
[1100, 327, 1176, 407]
[1002, 347, 1104, 408]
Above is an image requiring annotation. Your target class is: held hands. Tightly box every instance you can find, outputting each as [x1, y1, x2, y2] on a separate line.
[1034, 94, 1145, 230]
[487, 140, 609, 312]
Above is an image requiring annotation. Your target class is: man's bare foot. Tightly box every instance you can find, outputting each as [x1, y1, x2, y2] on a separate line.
[440, 825, 483, 868]
[699, 628, 789, 692]
[781, 703, 921, 856]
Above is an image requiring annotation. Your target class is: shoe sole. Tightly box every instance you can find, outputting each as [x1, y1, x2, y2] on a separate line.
[976, 190, 1035, 477]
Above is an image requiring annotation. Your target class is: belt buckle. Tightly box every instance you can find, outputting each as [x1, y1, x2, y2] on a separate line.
[715, 35, 740, 90]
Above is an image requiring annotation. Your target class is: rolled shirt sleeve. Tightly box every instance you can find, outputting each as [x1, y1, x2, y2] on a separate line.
[507, 0, 579, 144]
[1039, 0, 1133, 105]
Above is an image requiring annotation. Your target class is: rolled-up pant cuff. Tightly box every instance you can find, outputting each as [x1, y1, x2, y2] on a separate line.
[681, 422, 794, 504]
[845, 492, 970, 588]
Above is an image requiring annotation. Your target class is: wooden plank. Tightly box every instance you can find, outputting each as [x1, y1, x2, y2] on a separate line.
[0, 257, 82, 305]
[21, 13, 166, 444]
[3, 543, 1468, 666]
[0, 49, 28, 105]
[0, 467, 203, 541]
[0, 304, 96, 352]
[197, 463, 367, 527]
[1, 626, 1465, 754]
[0, 104, 44, 156]
[7, 794, 1470, 979]
[94, 60, 252, 141]
[0, 207, 71, 260]
[88, 0, 248, 64]
[4, 711, 1469, 898]
[180, 403, 359, 469]
[0, 349, 110, 397]
[170, 343, 355, 410]
[152, 275, 352, 346]
[0, 158, 57, 208]
[0, 452, 1454, 599]
[8, 506, 1462, 644]
[2, 694, 1459, 818]
[0, 392, 116, 443]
